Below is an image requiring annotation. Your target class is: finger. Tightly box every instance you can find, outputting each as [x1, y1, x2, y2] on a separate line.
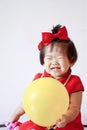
[56, 121, 62, 128]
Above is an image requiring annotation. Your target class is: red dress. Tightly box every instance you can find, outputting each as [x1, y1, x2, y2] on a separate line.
[19, 69, 84, 130]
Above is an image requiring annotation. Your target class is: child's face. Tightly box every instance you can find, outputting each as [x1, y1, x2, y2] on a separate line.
[43, 43, 72, 79]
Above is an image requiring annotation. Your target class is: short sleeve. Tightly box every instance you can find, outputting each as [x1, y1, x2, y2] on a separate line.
[33, 73, 42, 81]
[66, 75, 84, 94]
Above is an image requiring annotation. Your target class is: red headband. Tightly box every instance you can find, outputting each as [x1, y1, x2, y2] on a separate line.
[38, 26, 68, 50]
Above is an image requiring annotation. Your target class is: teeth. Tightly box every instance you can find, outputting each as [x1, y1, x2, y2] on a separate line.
[51, 68, 58, 70]
[51, 67, 60, 70]
[51, 67, 59, 69]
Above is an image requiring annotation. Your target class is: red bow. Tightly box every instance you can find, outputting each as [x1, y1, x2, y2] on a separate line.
[38, 26, 68, 50]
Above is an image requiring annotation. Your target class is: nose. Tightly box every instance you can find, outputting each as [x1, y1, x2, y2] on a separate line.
[52, 58, 58, 65]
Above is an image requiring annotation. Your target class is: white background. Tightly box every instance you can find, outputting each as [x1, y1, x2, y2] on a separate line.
[0, 0, 87, 126]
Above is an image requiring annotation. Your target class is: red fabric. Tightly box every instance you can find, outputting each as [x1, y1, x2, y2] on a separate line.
[38, 26, 68, 50]
[33, 70, 84, 95]
[19, 120, 46, 130]
[19, 69, 84, 130]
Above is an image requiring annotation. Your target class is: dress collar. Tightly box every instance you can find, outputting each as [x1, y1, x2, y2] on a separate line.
[43, 69, 71, 85]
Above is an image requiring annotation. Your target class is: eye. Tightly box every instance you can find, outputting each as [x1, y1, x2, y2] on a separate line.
[56, 56, 63, 60]
[44, 56, 52, 61]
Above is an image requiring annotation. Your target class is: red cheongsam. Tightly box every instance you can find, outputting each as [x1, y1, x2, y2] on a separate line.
[19, 69, 84, 130]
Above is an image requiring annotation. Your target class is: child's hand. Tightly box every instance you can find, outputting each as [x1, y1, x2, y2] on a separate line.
[56, 115, 68, 128]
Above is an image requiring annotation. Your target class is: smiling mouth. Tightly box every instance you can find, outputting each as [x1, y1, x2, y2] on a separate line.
[51, 67, 61, 70]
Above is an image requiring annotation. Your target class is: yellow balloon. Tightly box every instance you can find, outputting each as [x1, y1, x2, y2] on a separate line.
[23, 77, 69, 127]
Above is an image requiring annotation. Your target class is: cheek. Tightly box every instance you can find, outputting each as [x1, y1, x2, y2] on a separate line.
[63, 61, 70, 68]
[58, 60, 64, 65]
[60, 59, 69, 65]
[59, 61, 68, 69]
[43, 62, 47, 68]
[44, 62, 50, 68]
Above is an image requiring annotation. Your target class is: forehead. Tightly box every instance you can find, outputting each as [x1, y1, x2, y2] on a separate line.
[45, 43, 67, 55]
